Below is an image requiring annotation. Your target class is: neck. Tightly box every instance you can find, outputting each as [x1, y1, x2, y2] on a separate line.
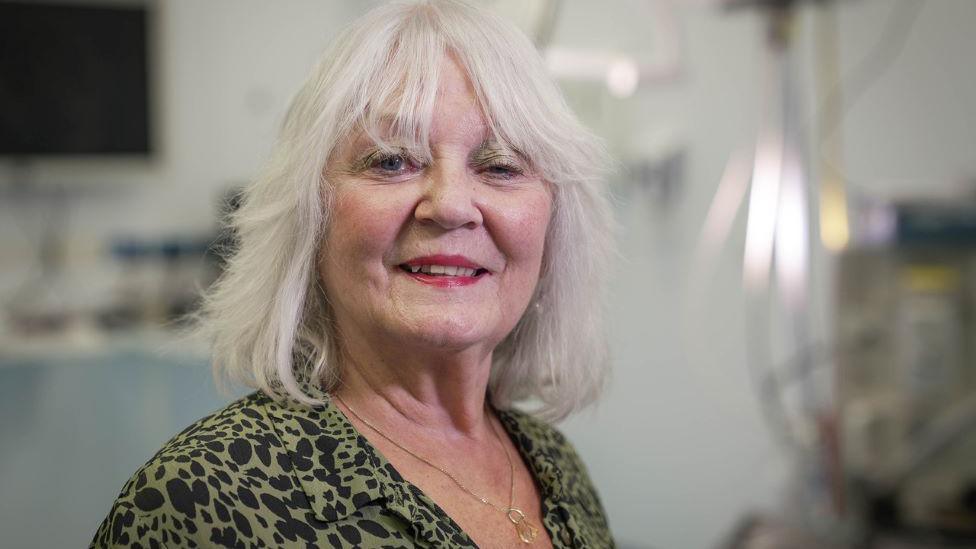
[333, 335, 496, 438]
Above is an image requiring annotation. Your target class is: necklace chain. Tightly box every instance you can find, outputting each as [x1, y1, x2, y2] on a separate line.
[333, 393, 539, 543]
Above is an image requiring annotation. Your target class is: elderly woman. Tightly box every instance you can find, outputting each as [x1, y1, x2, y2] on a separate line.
[93, 0, 613, 547]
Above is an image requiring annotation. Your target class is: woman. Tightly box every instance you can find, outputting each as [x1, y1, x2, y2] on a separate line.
[93, 0, 614, 547]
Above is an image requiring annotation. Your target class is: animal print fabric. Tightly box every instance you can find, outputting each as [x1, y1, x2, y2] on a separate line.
[91, 391, 613, 548]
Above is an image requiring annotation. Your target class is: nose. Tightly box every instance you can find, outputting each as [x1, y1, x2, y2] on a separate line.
[414, 165, 484, 229]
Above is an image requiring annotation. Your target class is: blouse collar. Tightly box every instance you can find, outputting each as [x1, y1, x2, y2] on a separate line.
[261, 391, 574, 545]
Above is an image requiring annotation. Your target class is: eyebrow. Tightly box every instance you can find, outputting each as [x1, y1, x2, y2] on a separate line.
[470, 139, 525, 166]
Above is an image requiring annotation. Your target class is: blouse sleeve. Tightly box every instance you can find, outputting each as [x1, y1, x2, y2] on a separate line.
[91, 500, 168, 549]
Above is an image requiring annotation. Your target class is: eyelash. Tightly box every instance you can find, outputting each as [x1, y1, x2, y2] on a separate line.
[364, 151, 418, 174]
[360, 150, 526, 181]
[481, 162, 523, 179]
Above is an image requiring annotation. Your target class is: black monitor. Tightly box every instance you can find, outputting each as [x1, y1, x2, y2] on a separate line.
[0, 1, 152, 156]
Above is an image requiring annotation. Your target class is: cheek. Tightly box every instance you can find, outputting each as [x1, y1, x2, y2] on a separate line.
[510, 193, 552, 262]
[319, 188, 407, 303]
[325, 188, 406, 266]
[492, 190, 552, 289]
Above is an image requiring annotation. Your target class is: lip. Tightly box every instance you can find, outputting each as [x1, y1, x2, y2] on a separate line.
[399, 254, 488, 287]
[402, 254, 485, 270]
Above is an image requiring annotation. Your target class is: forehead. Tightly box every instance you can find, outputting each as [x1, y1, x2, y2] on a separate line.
[430, 58, 487, 141]
[338, 62, 497, 156]
[338, 113, 492, 158]
[331, 53, 537, 167]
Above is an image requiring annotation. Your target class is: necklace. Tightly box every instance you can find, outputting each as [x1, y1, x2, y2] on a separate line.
[333, 393, 540, 544]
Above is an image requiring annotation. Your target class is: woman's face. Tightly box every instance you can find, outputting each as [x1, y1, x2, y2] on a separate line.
[319, 56, 552, 357]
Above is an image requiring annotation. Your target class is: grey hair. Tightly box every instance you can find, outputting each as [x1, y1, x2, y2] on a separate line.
[199, 0, 614, 422]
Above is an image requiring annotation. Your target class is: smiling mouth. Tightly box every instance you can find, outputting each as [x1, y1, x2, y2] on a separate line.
[398, 264, 489, 277]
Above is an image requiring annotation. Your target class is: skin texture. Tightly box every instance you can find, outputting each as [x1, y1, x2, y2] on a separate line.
[319, 55, 555, 548]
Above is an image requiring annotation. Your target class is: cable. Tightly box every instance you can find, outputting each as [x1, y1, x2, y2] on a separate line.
[815, 0, 925, 175]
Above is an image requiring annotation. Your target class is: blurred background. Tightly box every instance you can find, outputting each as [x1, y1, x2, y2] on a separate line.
[1, 0, 975, 547]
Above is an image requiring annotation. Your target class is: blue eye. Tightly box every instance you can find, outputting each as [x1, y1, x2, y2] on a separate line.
[485, 163, 523, 179]
[376, 154, 405, 172]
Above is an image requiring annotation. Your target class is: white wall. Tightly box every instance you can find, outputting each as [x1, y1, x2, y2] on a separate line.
[832, 0, 976, 198]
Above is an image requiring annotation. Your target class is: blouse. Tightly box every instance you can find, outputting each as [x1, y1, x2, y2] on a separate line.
[91, 390, 614, 548]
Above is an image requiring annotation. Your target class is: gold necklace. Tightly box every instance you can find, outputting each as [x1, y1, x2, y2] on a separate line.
[333, 393, 540, 544]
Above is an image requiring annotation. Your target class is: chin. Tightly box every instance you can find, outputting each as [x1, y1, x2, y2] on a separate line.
[403, 318, 504, 352]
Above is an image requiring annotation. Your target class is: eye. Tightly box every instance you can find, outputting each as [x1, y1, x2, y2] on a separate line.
[483, 162, 524, 180]
[471, 146, 527, 181]
[359, 149, 421, 177]
[375, 154, 406, 172]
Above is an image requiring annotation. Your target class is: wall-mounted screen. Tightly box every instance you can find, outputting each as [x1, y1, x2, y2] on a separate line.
[0, 2, 151, 156]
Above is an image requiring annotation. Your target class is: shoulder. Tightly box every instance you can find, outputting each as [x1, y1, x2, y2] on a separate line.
[91, 392, 314, 548]
[150, 391, 281, 469]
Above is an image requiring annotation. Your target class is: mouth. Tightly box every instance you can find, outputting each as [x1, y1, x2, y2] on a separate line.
[398, 255, 490, 286]
[398, 264, 489, 277]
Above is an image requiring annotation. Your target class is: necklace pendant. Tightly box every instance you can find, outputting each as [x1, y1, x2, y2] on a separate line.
[506, 508, 539, 544]
[515, 518, 540, 544]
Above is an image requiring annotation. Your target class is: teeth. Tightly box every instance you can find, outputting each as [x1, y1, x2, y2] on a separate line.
[406, 264, 480, 277]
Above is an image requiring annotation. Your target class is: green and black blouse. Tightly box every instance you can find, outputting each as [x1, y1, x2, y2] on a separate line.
[91, 390, 614, 548]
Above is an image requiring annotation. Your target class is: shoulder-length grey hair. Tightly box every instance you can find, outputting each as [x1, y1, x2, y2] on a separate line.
[200, 0, 614, 422]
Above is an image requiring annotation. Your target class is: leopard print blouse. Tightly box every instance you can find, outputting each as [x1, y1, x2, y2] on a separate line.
[91, 391, 614, 548]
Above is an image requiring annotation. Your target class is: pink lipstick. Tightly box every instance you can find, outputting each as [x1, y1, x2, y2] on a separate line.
[399, 255, 488, 287]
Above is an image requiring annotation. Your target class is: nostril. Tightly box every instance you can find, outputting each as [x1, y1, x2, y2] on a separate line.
[414, 190, 484, 229]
